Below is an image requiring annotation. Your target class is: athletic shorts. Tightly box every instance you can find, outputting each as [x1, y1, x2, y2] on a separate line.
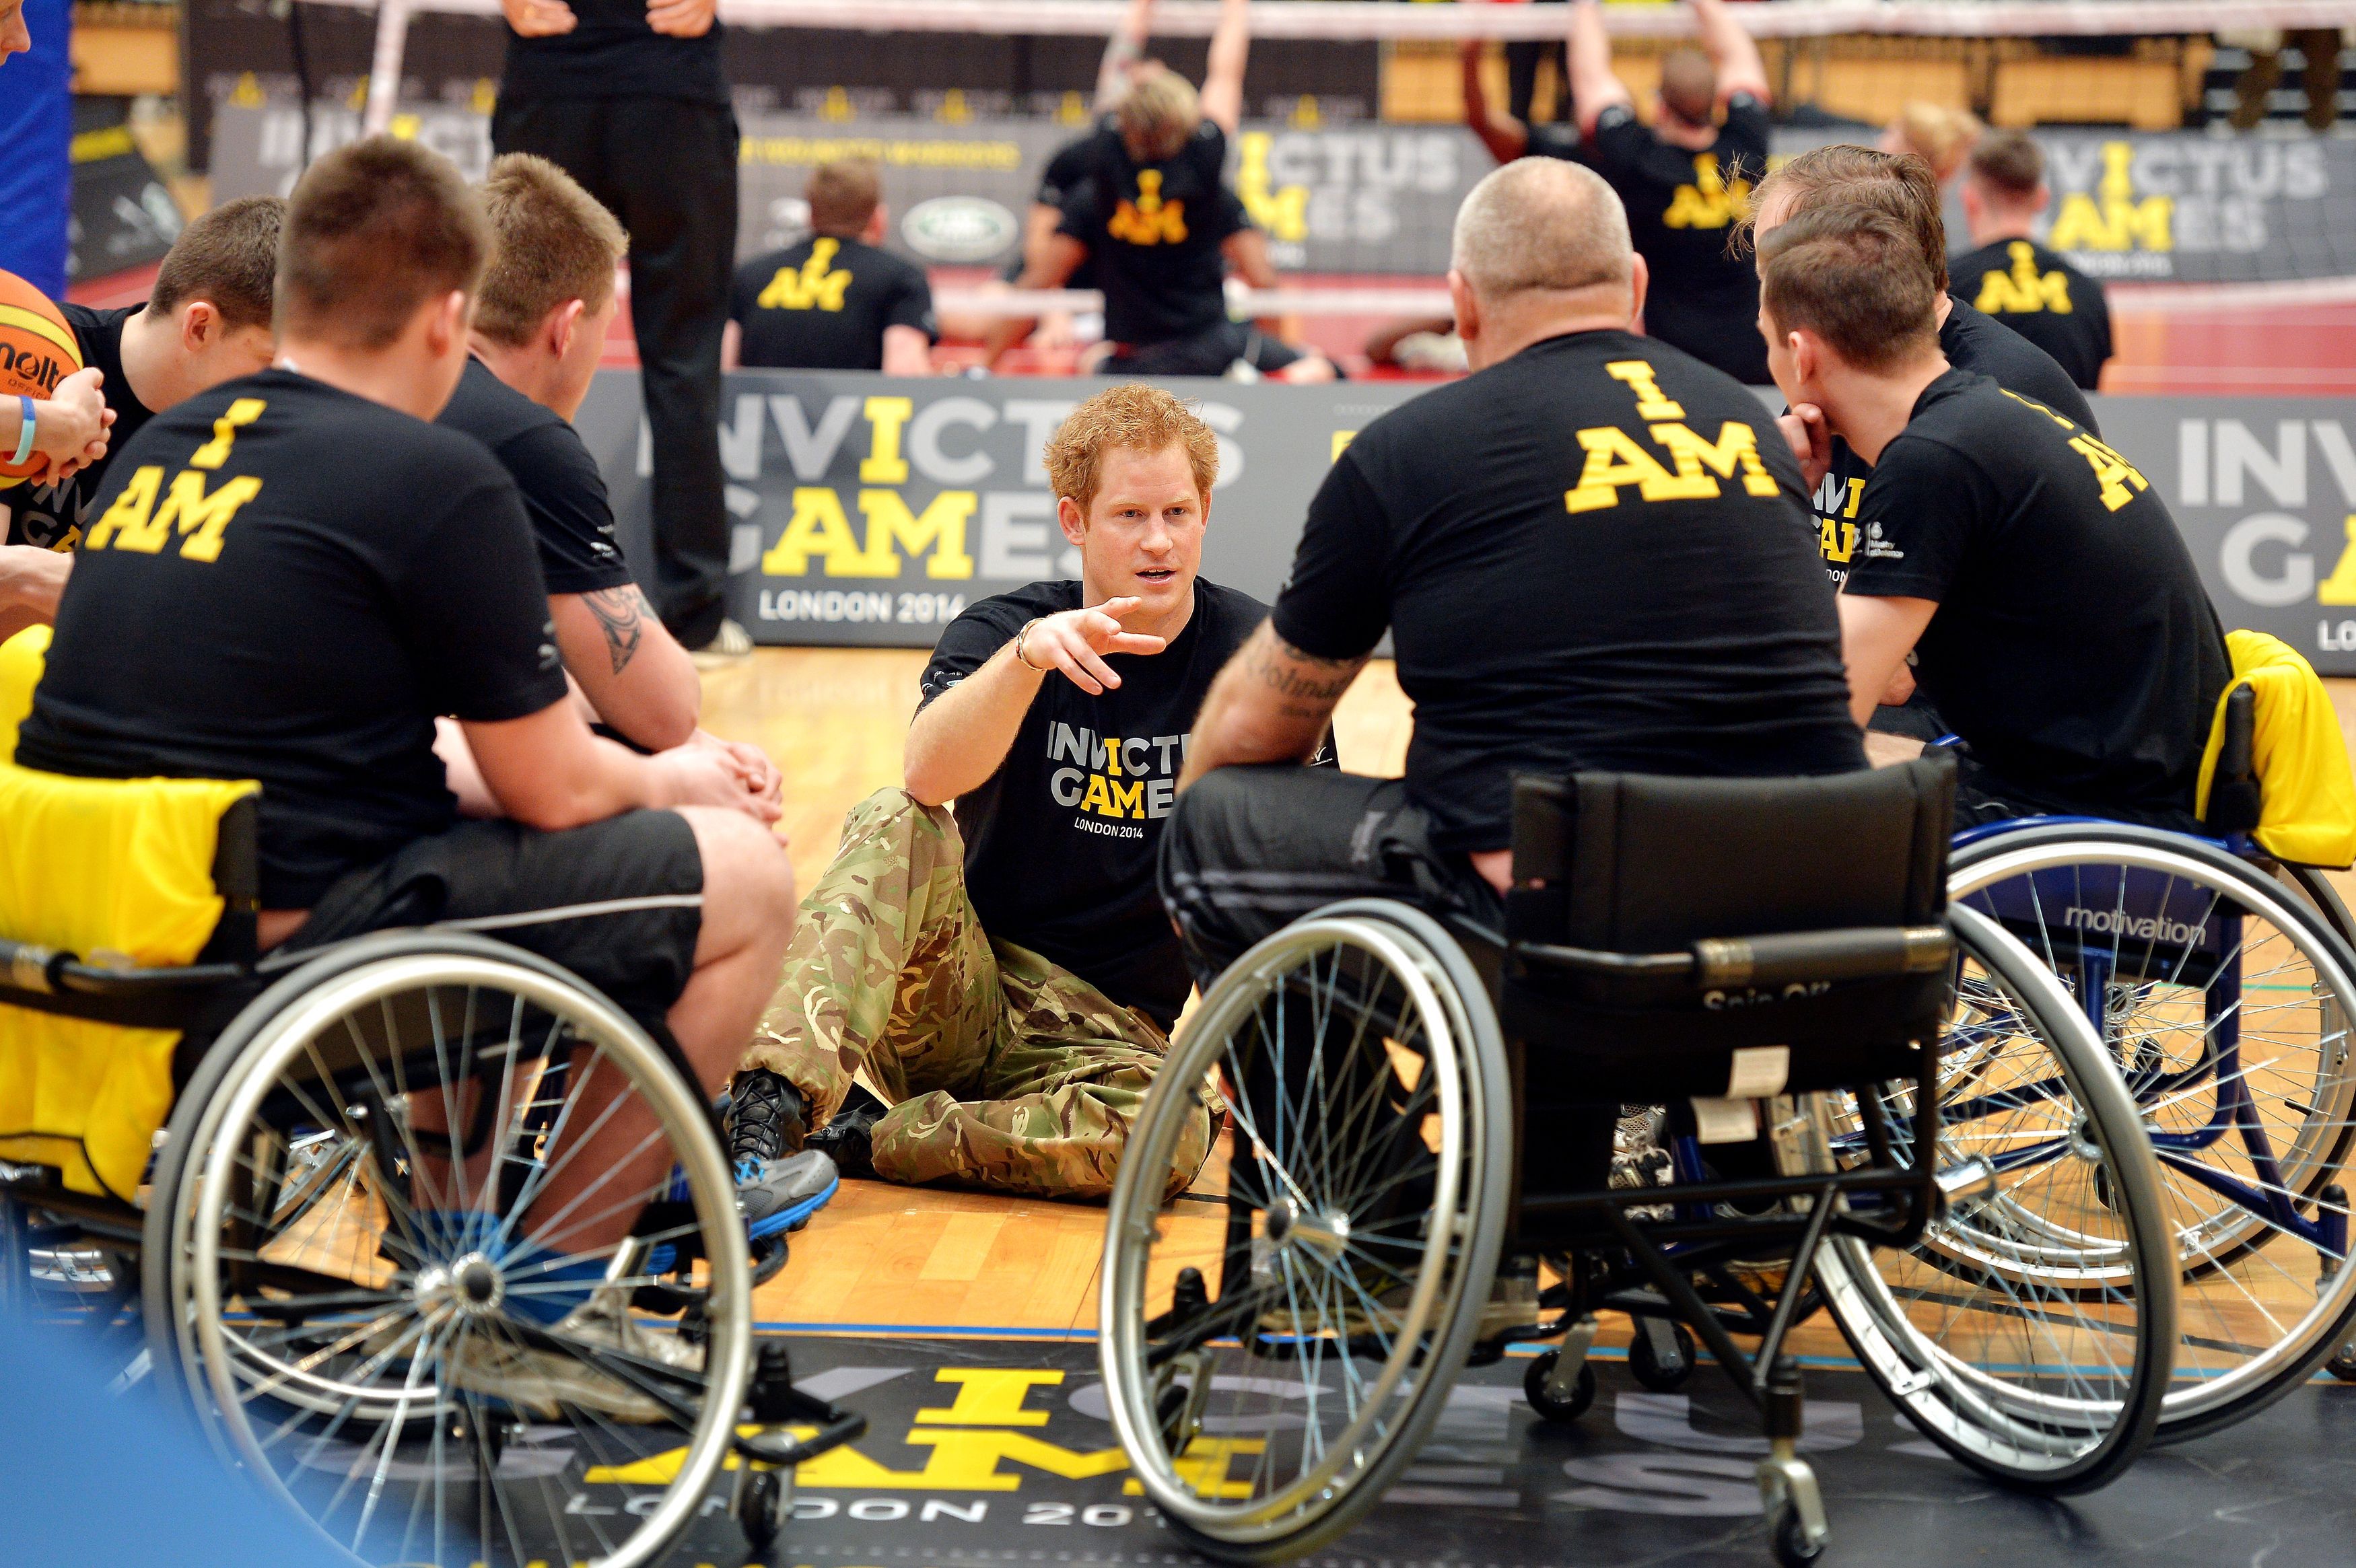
[287, 811, 705, 1029]
[1105, 320, 1305, 380]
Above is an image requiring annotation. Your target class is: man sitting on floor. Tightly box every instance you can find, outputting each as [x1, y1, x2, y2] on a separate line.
[724, 159, 936, 376]
[1756, 201, 2229, 831]
[15, 137, 798, 1412]
[731, 384, 1317, 1200]
[0, 195, 283, 639]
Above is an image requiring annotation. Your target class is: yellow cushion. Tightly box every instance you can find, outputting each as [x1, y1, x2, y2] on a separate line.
[2194, 629, 2356, 869]
[0, 641, 258, 1195]
[0, 623, 46, 762]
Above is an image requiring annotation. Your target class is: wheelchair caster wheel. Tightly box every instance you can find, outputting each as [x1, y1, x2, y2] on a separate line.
[1769, 1501, 1825, 1567]
[1628, 1320, 1695, 1392]
[734, 1465, 789, 1551]
[2328, 1342, 2356, 1383]
[1524, 1350, 1596, 1423]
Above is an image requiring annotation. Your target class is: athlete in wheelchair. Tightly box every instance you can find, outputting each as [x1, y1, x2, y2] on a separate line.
[0, 138, 858, 1568]
[1093, 160, 2177, 1568]
[1763, 199, 2356, 1438]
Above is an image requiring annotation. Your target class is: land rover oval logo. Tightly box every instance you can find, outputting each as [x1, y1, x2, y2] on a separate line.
[903, 197, 1018, 262]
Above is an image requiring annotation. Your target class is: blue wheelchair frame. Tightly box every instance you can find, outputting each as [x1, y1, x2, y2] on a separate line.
[1939, 808, 2351, 1268]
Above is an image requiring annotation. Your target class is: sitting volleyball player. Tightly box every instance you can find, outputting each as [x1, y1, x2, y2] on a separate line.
[1158, 159, 1865, 1277]
[1756, 202, 2229, 830]
[730, 386, 1315, 1199]
[1, 197, 283, 638]
[431, 152, 829, 1238]
[15, 138, 799, 1415]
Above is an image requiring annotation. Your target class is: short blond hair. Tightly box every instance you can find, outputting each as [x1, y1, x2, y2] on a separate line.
[1045, 384, 1218, 513]
[474, 153, 627, 348]
[1886, 102, 1982, 184]
[1116, 70, 1202, 163]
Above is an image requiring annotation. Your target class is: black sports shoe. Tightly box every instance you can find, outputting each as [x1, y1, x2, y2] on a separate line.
[808, 1083, 887, 1180]
[728, 1070, 809, 1181]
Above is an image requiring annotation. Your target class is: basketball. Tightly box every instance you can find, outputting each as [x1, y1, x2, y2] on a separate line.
[0, 269, 83, 486]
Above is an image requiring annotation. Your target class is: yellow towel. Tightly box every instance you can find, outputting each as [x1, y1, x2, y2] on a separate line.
[0, 629, 259, 1197]
[2194, 629, 2356, 869]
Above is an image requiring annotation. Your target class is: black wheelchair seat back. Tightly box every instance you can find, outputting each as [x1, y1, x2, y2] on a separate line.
[1504, 754, 1957, 1103]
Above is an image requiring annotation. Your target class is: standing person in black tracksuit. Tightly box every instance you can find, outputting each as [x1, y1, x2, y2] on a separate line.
[491, 0, 747, 664]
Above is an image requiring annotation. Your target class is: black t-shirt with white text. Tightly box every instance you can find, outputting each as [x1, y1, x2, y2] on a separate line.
[500, 0, 726, 104]
[1274, 328, 1863, 854]
[920, 578, 1274, 1028]
[1058, 122, 1251, 348]
[729, 236, 937, 372]
[18, 370, 569, 906]
[1814, 299, 2096, 586]
[1844, 370, 2229, 828]
[3, 304, 152, 552]
[1588, 97, 1770, 384]
[1950, 238, 2113, 391]
[436, 357, 633, 595]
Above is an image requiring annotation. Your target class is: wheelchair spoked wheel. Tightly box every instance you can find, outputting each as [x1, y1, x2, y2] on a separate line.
[1101, 903, 1513, 1564]
[141, 931, 752, 1568]
[1948, 826, 2356, 1440]
[1808, 905, 2176, 1493]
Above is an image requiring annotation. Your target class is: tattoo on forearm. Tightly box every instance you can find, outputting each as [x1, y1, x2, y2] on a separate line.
[1250, 635, 1361, 719]
[584, 586, 648, 675]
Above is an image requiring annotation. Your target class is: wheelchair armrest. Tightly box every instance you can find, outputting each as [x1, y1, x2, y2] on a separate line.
[2203, 681, 2261, 837]
[1511, 924, 1953, 991]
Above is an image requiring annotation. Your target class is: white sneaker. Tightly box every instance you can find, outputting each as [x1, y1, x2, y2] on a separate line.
[445, 1288, 703, 1423]
[690, 618, 755, 669]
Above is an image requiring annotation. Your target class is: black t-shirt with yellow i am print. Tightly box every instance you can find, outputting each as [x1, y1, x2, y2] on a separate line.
[1058, 122, 1252, 349]
[1273, 328, 1863, 857]
[1845, 370, 2229, 829]
[1950, 238, 2112, 391]
[18, 369, 568, 906]
[1587, 96, 1771, 385]
[730, 234, 938, 372]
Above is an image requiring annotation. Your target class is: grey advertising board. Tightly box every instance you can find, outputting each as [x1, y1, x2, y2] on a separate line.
[574, 371, 1424, 647]
[210, 102, 2356, 283]
[577, 372, 2356, 676]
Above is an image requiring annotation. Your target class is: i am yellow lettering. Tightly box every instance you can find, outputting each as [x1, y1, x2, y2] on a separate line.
[188, 398, 265, 470]
[760, 487, 863, 575]
[1973, 240, 2073, 316]
[1078, 773, 1117, 816]
[755, 238, 856, 312]
[1843, 477, 1864, 519]
[2067, 433, 2149, 511]
[915, 1369, 1062, 1427]
[1605, 359, 1684, 421]
[1565, 427, 1686, 512]
[1108, 170, 1189, 246]
[156, 471, 264, 562]
[1235, 134, 1308, 243]
[861, 395, 913, 483]
[855, 489, 977, 578]
[2048, 142, 2172, 254]
[84, 464, 164, 550]
[1661, 154, 1752, 231]
[1649, 421, 1782, 499]
[1819, 515, 1858, 564]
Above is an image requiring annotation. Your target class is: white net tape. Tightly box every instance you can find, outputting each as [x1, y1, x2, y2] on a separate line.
[339, 0, 2356, 131]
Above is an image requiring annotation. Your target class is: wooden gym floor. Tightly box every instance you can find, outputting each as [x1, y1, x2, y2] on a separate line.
[699, 647, 2356, 1361]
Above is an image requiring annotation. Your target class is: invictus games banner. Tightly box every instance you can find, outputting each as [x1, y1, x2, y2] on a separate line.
[209, 102, 2356, 284]
[572, 370, 1424, 648]
[574, 373, 2356, 675]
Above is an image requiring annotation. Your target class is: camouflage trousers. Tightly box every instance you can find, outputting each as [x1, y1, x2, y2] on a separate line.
[742, 789, 1211, 1201]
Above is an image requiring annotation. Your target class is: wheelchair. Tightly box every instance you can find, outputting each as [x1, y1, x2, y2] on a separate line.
[1939, 684, 2356, 1439]
[1099, 756, 2176, 1568]
[0, 786, 864, 1568]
